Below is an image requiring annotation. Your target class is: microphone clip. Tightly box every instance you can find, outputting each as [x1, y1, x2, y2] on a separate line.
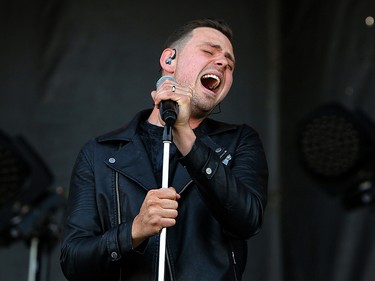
[162, 123, 173, 142]
[160, 101, 178, 127]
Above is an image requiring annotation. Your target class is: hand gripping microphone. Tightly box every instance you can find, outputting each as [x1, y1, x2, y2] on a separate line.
[156, 76, 178, 126]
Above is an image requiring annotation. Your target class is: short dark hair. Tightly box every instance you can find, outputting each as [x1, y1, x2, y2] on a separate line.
[163, 18, 233, 49]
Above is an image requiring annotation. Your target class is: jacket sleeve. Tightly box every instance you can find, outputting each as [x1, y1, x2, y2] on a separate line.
[179, 125, 268, 239]
[60, 141, 134, 280]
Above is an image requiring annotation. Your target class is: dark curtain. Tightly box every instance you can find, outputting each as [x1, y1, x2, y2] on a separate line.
[280, 0, 375, 280]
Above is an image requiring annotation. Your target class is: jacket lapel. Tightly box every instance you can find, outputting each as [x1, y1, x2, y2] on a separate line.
[107, 139, 193, 194]
[106, 136, 158, 191]
[172, 163, 192, 194]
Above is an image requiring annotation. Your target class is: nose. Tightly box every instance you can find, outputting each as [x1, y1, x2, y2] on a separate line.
[215, 55, 227, 65]
[215, 54, 231, 70]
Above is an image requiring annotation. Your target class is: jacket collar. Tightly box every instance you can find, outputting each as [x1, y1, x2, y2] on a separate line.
[97, 109, 238, 143]
[100, 109, 238, 193]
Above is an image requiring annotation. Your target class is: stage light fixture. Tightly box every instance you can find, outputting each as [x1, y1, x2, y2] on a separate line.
[0, 129, 63, 245]
[298, 102, 375, 209]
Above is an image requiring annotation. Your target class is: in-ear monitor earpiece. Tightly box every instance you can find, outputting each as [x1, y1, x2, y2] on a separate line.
[165, 48, 177, 65]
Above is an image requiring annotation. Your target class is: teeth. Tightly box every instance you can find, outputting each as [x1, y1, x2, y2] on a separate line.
[202, 74, 221, 90]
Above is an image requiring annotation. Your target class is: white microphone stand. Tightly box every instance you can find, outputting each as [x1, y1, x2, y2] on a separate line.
[158, 124, 173, 281]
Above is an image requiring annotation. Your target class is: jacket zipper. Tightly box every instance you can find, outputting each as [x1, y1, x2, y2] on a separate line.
[115, 171, 122, 280]
[115, 171, 121, 224]
[179, 180, 193, 195]
[231, 251, 238, 281]
[165, 248, 174, 281]
[229, 240, 239, 281]
[161, 180, 192, 281]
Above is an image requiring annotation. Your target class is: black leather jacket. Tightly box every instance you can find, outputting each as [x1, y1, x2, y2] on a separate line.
[60, 109, 268, 281]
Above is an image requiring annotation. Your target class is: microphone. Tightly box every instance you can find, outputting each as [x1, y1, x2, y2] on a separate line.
[156, 76, 178, 126]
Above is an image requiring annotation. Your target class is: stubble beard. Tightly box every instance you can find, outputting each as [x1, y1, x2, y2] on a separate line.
[190, 94, 217, 119]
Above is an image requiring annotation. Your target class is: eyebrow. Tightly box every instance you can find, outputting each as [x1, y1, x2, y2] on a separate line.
[201, 42, 236, 65]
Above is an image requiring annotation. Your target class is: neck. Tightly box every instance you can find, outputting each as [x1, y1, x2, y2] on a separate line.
[147, 107, 204, 129]
[188, 117, 205, 129]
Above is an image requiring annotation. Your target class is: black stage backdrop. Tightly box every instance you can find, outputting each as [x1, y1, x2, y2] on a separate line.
[280, 0, 375, 280]
[0, 0, 374, 280]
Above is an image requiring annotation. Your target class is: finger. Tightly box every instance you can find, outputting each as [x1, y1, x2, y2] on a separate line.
[155, 84, 193, 102]
[166, 187, 181, 200]
[160, 208, 178, 219]
[159, 198, 179, 210]
[160, 217, 177, 228]
[155, 187, 180, 199]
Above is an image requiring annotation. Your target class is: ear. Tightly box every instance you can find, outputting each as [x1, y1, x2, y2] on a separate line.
[160, 48, 176, 73]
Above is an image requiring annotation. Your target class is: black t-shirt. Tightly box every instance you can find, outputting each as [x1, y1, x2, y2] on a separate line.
[138, 121, 178, 188]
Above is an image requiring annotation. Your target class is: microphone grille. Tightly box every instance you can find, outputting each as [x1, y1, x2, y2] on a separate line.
[156, 76, 176, 88]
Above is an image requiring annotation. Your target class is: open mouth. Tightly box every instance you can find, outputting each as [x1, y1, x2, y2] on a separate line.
[201, 74, 221, 91]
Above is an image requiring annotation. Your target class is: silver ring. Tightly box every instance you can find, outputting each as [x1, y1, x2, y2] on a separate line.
[172, 85, 176, 92]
